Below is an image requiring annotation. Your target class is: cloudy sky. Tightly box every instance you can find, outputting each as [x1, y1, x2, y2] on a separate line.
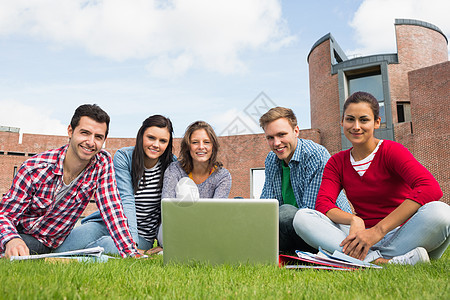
[0, 0, 448, 138]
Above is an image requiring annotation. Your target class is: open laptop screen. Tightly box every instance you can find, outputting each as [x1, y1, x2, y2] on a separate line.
[162, 198, 279, 266]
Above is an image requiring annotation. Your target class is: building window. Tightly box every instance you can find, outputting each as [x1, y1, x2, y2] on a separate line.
[338, 62, 394, 150]
[397, 102, 411, 123]
[347, 68, 386, 126]
[13, 166, 18, 177]
[250, 168, 265, 199]
[333, 50, 344, 64]
[7, 152, 26, 156]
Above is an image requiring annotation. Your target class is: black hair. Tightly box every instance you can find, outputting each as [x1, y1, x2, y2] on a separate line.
[131, 115, 174, 193]
[70, 104, 110, 137]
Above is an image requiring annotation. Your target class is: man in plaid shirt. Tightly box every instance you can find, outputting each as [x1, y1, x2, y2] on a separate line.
[259, 107, 351, 253]
[0, 104, 139, 258]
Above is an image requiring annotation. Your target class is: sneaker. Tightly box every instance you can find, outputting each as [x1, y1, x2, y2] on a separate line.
[389, 247, 430, 265]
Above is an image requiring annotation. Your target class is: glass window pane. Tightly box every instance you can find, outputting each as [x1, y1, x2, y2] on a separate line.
[251, 168, 265, 199]
[348, 73, 385, 123]
[379, 102, 386, 124]
[348, 74, 383, 100]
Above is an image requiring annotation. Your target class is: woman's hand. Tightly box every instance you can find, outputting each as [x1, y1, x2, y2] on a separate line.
[326, 209, 386, 260]
[340, 216, 365, 257]
[348, 215, 365, 237]
[138, 246, 163, 256]
[340, 218, 384, 260]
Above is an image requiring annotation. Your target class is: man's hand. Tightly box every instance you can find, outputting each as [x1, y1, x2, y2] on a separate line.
[4, 238, 29, 258]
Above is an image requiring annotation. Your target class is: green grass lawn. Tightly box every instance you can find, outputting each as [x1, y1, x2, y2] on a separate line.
[1, 250, 449, 299]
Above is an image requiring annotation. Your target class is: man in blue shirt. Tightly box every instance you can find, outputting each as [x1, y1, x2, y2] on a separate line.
[259, 107, 351, 253]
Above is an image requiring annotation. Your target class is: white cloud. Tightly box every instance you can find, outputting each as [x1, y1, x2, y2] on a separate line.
[210, 108, 263, 136]
[0, 100, 67, 136]
[0, 0, 294, 77]
[349, 0, 450, 56]
[145, 53, 194, 78]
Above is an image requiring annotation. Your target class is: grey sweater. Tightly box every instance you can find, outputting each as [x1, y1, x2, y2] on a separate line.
[162, 161, 232, 199]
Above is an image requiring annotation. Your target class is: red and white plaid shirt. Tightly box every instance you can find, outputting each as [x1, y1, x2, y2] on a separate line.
[0, 145, 139, 258]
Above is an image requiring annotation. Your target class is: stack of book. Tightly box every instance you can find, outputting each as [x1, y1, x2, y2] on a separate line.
[279, 247, 382, 271]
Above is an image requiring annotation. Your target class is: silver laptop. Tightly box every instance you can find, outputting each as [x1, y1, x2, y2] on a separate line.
[161, 198, 279, 266]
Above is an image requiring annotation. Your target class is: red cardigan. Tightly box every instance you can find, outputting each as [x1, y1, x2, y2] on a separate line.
[315, 140, 443, 228]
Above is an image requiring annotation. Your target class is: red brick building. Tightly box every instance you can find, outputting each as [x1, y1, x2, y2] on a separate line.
[1, 18, 448, 213]
[0, 127, 319, 216]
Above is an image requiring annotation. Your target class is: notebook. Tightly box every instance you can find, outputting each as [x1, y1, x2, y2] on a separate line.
[161, 198, 279, 266]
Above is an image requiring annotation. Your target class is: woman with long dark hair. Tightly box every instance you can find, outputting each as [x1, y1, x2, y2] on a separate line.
[56, 115, 174, 254]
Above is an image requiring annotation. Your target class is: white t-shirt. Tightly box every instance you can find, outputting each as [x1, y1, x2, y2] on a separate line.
[351, 140, 384, 176]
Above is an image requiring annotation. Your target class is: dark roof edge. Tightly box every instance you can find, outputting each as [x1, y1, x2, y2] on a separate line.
[395, 18, 448, 44]
[307, 33, 332, 63]
[331, 54, 398, 74]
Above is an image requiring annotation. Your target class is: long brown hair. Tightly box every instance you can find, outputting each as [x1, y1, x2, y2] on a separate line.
[179, 121, 222, 174]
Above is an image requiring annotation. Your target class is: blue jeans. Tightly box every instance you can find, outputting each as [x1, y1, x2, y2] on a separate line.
[279, 204, 315, 253]
[54, 221, 158, 254]
[19, 233, 51, 255]
[293, 201, 450, 262]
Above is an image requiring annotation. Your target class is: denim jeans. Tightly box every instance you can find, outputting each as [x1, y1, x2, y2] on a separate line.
[293, 201, 450, 262]
[279, 204, 315, 253]
[54, 221, 159, 254]
[19, 233, 51, 255]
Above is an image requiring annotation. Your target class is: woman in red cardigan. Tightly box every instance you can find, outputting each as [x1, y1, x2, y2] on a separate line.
[293, 91, 449, 265]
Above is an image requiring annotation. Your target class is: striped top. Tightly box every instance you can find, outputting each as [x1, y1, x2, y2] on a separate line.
[351, 140, 383, 176]
[135, 161, 163, 242]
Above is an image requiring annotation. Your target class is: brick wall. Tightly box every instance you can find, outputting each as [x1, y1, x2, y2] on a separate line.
[407, 61, 449, 203]
[0, 128, 320, 215]
[389, 22, 448, 126]
[308, 39, 341, 154]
